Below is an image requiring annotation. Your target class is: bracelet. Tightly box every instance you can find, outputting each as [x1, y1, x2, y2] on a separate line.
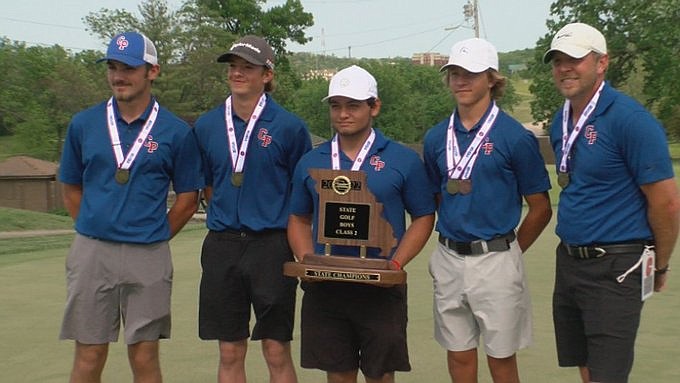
[655, 264, 670, 274]
[391, 259, 402, 270]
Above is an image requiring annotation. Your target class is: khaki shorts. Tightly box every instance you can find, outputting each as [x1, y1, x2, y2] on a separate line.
[60, 234, 172, 345]
[429, 239, 532, 358]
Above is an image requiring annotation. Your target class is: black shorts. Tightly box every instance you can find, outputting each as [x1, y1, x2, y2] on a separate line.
[198, 229, 298, 342]
[300, 281, 411, 379]
[553, 244, 644, 383]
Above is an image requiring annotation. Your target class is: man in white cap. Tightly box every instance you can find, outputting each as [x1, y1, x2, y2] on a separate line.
[193, 35, 311, 383]
[287, 65, 436, 382]
[59, 31, 204, 382]
[544, 22, 680, 383]
[423, 37, 552, 383]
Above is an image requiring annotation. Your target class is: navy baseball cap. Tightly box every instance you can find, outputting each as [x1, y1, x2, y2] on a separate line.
[97, 32, 158, 67]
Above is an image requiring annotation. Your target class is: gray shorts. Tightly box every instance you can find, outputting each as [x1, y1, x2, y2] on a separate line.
[60, 234, 172, 345]
[429, 239, 532, 358]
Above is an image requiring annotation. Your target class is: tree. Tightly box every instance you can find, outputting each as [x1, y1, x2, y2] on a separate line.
[529, 0, 680, 136]
[196, 0, 313, 56]
[630, 0, 680, 136]
[83, 0, 315, 121]
[0, 41, 106, 160]
[287, 77, 330, 139]
[84, 0, 182, 66]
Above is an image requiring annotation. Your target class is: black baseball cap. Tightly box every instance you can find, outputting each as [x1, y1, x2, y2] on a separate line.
[217, 35, 275, 69]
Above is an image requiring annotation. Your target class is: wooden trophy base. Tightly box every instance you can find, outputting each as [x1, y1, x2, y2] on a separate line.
[283, 254, 406, 286]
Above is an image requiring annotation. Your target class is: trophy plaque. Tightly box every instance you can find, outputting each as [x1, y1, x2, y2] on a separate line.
[283, 168, 405, 286]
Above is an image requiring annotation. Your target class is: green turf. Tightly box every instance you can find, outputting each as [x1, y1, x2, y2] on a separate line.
[0, 207, 73, 231]
[1, 217, 680, 382]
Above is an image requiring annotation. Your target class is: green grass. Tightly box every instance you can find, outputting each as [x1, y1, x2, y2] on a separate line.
[2, 135, 680, 381]
[1, 218, 680, 382]
[0, 207, 74, 231]
[669, 142, 680, 159]
[0, 235, 75, 262]
[507, 77, 534, 123]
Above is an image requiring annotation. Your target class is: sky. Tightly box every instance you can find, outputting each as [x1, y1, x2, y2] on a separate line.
[0, 0, 555, 58]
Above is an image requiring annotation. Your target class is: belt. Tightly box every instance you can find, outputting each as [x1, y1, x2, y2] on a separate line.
[209, 228, 285, 239]
[438, 231, 516, 255]
[560, 241, 651, 259]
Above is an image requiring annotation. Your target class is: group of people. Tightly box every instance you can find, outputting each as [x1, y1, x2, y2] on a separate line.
[57, 22, 678, 383]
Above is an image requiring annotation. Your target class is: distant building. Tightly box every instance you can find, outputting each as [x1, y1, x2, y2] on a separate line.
[303, 68, 336, 81]
[411, 52, 448, 67]
[508, 63, 528, 74]
[0, 156, 63, 213]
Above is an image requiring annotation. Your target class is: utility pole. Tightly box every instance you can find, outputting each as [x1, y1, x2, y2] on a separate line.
[463, 0, 480, 38]
[473, 0, 479, 37]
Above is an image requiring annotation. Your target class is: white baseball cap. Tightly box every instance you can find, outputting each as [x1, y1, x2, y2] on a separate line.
[543, 22, 607, 63]
[322, 65, 378, 102]
[440, 37, 499, 73]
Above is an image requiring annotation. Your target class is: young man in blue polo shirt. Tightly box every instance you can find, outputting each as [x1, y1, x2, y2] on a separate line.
[423, 38, 552, 383]
[59, 31, 203, 382]
[193, 35, 312, 383]
[287, 65, 436, 383]
[544, 22, 680, 383]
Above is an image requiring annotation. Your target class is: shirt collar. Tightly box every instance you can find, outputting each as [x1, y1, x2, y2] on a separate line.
[318, 127, 389, 155]
[229, 93, 276, 123]
[454, 101, 495, 133]
[112, 96, 157, 125]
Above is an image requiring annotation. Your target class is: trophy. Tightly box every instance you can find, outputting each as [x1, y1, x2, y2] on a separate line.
[283, 168, 406, 286]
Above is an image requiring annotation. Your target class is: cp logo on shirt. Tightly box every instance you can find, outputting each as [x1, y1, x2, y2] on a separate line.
[584, 125, 598, 144]
[482, 142, 494, 155]
[370, 155, 385, 172]
[258, 128, 272, 147]
[145, 135, 158, 153]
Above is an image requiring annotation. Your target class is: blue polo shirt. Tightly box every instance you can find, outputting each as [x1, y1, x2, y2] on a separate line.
[290, 128, 436, 258]
[550, 82, 674, 245]
[59, 97, 204, 244]
[194, 94, 312, 232]
[424, 104, 551, 242]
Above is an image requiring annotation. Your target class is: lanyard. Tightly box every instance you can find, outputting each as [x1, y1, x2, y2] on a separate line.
[224, 93, 267, 173]
[106, 97, 159, 170]
[559, 82, 605, 173]
[331, 128, 376, 171]
[446, 102, 499, 180]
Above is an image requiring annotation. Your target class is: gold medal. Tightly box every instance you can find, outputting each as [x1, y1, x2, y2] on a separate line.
[446, 179, 458, 195]
[231, 172, 243, 187]
[557, 172, 570, 188]
[458, 179, 472, 194]
[115, 169, 130, 184]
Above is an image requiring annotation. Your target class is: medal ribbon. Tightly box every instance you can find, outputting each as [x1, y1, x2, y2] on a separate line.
[107, 97, 159, 170]
[446, 102, 499, 180]
[225, 93, 267, 174]
[331, 128, 376, 171]
[559, 81, 605, 173]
